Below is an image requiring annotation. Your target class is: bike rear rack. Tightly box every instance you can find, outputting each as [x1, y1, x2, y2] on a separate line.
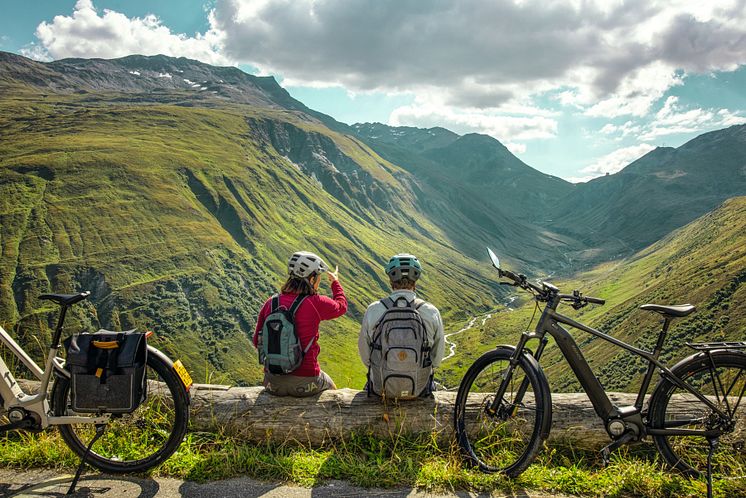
[686, 341, 746, 351]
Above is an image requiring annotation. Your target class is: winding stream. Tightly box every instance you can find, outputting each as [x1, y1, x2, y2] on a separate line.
[442, 295, 517, 361]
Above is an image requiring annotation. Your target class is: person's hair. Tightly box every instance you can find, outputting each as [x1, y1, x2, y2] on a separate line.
[391, 277, 416, 291]
[281, 274, 318, 295]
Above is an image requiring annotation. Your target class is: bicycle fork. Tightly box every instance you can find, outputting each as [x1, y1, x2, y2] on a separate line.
[489, 332, 549, 416]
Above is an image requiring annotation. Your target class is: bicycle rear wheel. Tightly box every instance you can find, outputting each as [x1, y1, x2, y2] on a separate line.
[454, 347, 551, 477]
[649, 350, 746, 478]
[52, 348, 190, 473]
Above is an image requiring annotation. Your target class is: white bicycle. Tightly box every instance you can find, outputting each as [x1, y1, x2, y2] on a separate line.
[0, 291, 191, 475]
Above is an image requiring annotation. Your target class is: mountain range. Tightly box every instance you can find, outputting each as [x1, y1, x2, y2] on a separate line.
[1, 51, 744, 387]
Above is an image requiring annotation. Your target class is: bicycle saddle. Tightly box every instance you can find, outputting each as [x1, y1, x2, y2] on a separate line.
[39, 291, 91, 306]
[640, 303, 695, 317]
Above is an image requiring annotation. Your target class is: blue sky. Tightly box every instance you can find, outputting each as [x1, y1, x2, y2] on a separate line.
[3, 0, 746, 182]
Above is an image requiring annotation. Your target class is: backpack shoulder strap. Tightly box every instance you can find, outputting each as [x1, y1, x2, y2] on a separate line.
[288, 294, 308, 317]
[288, 295, 313, 354]
[414, 298, 425, 310]
[371, 299, 394, 348]
[270, 294, 280, 313]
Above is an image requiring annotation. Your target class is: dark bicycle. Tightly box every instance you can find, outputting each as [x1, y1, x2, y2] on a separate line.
[454, 249, 745, 497]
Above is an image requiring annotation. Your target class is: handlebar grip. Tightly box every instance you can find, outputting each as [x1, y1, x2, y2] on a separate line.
[499, 269, 520, 283]
[586, 296, 605, 305]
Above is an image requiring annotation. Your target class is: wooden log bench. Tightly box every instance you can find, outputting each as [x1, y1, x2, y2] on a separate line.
[189, 385, 647, 449]
[13, 380, 677, 450]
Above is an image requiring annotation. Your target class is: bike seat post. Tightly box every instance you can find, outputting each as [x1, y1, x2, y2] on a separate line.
[654, 317, 672, 355]
[51, 304, 69, 350]
[635, 317, 673, 409]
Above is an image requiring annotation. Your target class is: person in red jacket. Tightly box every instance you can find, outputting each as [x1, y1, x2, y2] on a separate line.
[253, 251, 347, 396]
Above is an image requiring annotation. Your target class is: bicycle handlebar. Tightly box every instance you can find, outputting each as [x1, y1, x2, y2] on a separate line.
[499, 269, 546, 295]
[498, 266, 605, 307]
[559, 292, 606, 308]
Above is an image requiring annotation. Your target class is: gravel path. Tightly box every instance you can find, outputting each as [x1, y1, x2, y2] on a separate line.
[0, 468, 573, 498]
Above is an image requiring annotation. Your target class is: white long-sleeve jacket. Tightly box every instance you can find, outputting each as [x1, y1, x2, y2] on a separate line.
[358, 290, 445, 368]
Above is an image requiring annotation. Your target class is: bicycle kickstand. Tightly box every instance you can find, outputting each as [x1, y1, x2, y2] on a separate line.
[706, 437, 718, 498]
[600, 432, 635, 466]
[67, 424, 106, 496]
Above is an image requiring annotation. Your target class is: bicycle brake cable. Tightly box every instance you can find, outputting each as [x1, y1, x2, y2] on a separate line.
[525, 296, 540, 332]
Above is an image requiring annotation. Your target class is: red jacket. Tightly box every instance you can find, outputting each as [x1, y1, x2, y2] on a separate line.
[253, 280, 347, 377]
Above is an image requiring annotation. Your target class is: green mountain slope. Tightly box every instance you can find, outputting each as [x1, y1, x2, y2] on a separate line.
[351, 124, 583, 272]
[353, 122, 746, 270]
[0, 53, 505, 387]
[442, 196, 746, 390]
[552, 126, 746, 266]
[2, 50, 745, 392]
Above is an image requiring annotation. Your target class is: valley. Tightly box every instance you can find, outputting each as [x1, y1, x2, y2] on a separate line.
[438, 196, 746, 390]
[1, 51, 744, 389]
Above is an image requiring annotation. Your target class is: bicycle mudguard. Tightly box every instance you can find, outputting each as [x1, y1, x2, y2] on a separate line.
[648, 349, 746, 407]
[147, 346, 192, 404]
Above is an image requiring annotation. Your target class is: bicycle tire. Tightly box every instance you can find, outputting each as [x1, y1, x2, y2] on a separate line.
[52, 347, 190, 474]
[648, 350, 746, 478]
[454, 347, 551, 477]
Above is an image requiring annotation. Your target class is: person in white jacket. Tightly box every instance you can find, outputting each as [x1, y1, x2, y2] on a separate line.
[358, 254, 445, 397]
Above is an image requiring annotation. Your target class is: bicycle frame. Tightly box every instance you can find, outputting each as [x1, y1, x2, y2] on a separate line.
[499, 292, 729, 438]
[0, 324, 109, 428]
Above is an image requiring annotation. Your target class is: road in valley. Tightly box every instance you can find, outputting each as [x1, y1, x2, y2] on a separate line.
[442, 295, 517, 362]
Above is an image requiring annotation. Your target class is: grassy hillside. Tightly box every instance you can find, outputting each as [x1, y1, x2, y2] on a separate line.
[439, 196, 746, 391]
[3, 51, 745, 392]
[0, 87, 502, 388]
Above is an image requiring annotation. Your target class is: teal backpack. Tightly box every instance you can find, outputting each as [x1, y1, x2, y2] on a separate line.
[258, 294, 311, 374]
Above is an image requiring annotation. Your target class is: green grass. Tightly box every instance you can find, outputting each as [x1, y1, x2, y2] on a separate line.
[0, 429, 741, 497]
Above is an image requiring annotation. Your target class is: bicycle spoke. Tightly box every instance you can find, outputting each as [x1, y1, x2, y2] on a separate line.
[456, 350, 545, 476]
[652, 353, 746, 479]
[725, 370, 746, 416]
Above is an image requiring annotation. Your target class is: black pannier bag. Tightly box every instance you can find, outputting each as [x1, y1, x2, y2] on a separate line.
[64, 329, 148, 413]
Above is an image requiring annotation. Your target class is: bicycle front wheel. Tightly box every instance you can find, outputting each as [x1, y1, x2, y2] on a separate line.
[52, 348, 190, 474]
[454, 347, 551, 477]
[649, 350, 746, 478]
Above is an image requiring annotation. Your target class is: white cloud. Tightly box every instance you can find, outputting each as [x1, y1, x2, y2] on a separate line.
[578, 144, 657, 179]
[597, 97, 746, 143]
[19, 43, 52, 62]
[208, 0, 746, 118]
[584, 63, 685, 118]
[389, 99, 557, 143]
[638, 96, 746, 140]
[565, 175, 597, 184]
[33, 0, 230, 65]
[505, 142, 527, 155]
[24, 0, 746, 152]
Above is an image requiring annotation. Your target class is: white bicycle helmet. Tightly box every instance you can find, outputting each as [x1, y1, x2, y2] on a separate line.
[288, 251, 329, 278]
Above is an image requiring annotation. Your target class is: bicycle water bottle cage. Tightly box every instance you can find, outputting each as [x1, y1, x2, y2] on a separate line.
[686, 341, 746, 351]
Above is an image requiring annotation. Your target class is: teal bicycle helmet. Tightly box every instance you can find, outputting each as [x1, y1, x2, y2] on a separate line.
[385, 253, 422, 282]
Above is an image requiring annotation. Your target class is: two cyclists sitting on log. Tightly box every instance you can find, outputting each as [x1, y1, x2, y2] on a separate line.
[254, 251, 444, 399]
